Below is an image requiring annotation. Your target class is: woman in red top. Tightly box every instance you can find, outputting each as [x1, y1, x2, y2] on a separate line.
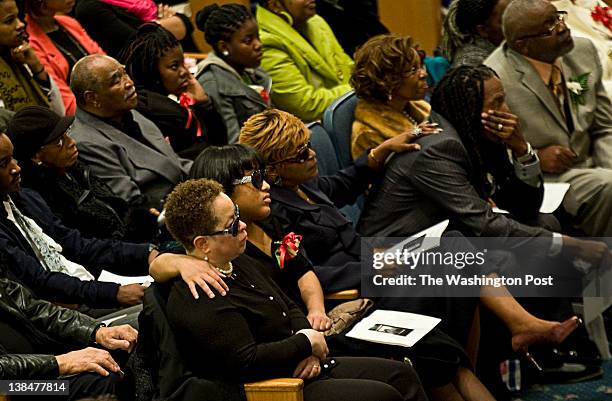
[25, 0, 105, 115]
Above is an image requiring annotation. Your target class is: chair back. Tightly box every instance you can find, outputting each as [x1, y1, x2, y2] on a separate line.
[322, 90, 357, 168]
[307, 121, 340, 176]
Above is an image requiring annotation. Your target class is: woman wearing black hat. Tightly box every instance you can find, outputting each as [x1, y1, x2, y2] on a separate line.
[7, 105, 157, 242]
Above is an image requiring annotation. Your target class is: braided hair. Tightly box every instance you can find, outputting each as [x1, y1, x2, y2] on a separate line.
[431, 65, 509, 198]
[441, 0, 499, 61]
[117, 23, 179, 95]
[195, 3, 253, 53]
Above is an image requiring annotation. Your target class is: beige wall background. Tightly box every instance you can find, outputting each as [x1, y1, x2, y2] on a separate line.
[378, 0, 442, 54]
[189, 0, 442, 55]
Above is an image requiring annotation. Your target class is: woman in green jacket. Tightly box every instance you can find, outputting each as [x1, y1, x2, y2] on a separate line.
[256, 0, 352, 122]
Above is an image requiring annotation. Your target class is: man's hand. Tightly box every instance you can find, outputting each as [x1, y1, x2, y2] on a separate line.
[95, 325, 138, 352]
[307, 310, 332, 332]
[116, 284, 145, 306]
[562, 236, 611, 272]
[537, 145, 576, 174]
[55, 347, 120, 377]
[296, 329, 329, 360]
[293, 355, 321, 380]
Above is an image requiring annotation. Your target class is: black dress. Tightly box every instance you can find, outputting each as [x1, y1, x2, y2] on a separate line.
[166, 253, 428, 401]
[246, 218, 470, 388]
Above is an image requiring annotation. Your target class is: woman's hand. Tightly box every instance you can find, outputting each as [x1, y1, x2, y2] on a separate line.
[481, 110, 528, 157]
[296, 328, 328, 359]
[157, 4, 176, 19]
[185, 74, 209, 104]
[11, 42, 46, 78]
[307, 310, 332, 332]
[293, 355, 321, 380]
[368, 122, 441, 168]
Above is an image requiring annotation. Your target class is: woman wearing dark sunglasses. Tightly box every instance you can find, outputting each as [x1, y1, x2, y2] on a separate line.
[161, 178, 429, 401]
[240, 108, 420, 292]
[151, 144, 484, 400]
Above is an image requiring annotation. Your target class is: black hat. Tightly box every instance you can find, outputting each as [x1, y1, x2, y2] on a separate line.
[6, 106, 75, 162]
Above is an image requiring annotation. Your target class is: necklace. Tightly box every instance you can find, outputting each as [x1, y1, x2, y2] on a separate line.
[402, 110, 418, 126]
[214, 261, 234, 277]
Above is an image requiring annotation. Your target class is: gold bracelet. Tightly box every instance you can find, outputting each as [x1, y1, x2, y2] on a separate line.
[369, 148, 382, 164]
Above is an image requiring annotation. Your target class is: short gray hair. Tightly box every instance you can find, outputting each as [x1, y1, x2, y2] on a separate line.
[69, 55, 110, 107]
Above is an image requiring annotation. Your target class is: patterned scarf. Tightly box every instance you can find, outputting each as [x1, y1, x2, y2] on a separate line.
[4, 198, 94, 281]
[0, 55, 50, 111]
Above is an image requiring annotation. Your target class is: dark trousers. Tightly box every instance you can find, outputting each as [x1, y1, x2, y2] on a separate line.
[303, 357, 428, 401]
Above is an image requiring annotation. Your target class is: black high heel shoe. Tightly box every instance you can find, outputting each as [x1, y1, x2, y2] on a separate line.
[511, 316, 582, 371]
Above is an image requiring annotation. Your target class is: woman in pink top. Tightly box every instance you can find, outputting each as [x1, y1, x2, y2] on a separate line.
[25, 0, 105, 115]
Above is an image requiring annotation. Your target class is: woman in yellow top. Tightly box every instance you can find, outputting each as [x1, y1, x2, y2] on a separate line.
[256, 0, 353, 122]
[351, 34, 440, 160]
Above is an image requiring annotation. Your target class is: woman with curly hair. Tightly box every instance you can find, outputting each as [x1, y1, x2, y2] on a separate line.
[351, 34, 440, 160]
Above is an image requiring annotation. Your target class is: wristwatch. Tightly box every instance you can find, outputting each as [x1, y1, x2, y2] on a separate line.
[90, 323, 107, 344]
[515, 142, 536, 164]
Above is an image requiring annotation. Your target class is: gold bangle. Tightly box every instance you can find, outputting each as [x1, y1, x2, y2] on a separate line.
[369, 148, 382, 164]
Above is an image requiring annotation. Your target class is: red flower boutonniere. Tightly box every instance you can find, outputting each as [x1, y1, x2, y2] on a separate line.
[592, 5, 612, 33]
[275, 232, 302, 269]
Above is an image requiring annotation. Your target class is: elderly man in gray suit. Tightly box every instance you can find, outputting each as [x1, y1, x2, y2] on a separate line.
[485, 0, 612, 236]
[69, 55, 192, 209]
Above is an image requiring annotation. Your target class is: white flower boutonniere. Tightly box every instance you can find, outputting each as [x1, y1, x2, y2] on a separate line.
[567, 72, 590, 106]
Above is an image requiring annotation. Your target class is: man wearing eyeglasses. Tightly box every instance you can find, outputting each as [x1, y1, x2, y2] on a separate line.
[485, 0, 612, 237]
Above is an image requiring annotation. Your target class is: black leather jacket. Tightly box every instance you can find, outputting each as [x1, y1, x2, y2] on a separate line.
[0, 275, 98, 379]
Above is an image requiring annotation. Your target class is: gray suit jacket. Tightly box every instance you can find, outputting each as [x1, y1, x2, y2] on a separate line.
[485, 38, 612, 171]
[71, 108, 192, 206]
[358, 113, 553, 250]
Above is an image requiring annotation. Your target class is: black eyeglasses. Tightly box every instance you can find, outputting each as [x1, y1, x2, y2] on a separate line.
[232, 169, 265, 190]
[269, 141, 312, 165]
[517, 11, 567, 41]
[208, 204, 240, 236]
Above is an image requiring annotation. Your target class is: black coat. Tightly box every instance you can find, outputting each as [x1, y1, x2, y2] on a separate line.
[0, 267, 98, 379]
[21, 161, 156, 242]
[270, 154, 375, 292]
[136, 89, 228, 160]
[0, 189, 150, 307]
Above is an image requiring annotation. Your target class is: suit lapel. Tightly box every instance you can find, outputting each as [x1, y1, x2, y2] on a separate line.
[81, 110, 183, 183]
[508, 50, 570, 134]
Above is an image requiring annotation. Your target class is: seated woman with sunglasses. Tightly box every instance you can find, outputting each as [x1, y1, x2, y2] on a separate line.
[8, 106, 158, 241]
[237, 108, 582, 375]
[151, 144, 509, 401]
[162, 178, 428, 401]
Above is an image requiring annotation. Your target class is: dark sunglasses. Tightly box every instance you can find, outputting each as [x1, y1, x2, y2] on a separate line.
[269, 141, 312, 165]
[208, 204, 240, 237]
[232, 169, 265, 190]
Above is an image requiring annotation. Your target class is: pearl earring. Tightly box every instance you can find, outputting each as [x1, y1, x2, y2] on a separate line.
[388, 93, 393, 102]
[204, 255, 209, 261]
[222, 51, 229, 56]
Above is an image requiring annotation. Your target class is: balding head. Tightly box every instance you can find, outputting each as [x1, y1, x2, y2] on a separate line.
[502, 0, 573, 62]
[70, 55, 138, 119]
[70, 55, 110, 107]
